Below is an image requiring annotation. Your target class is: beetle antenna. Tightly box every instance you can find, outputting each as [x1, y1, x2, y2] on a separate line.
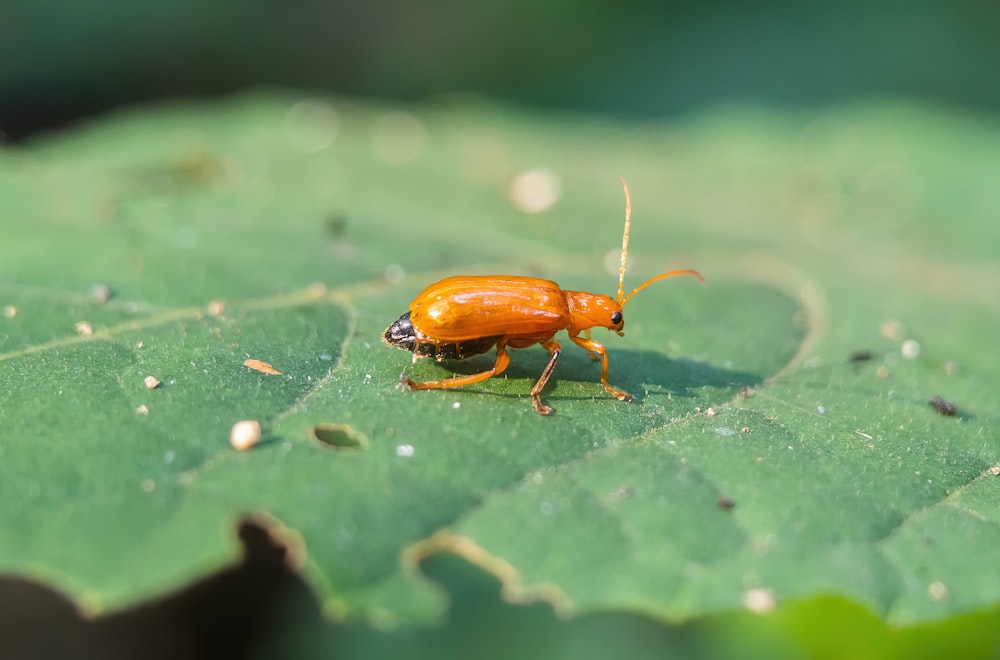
[622, 269, 704, 307]
[616, 178, 632, 306]
[615, 179, 704, 306]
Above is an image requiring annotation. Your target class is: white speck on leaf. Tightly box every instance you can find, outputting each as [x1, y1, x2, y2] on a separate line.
[880, 320, 902, 340]
[928, 581, 949, 602]
[743, 588, 776, 614]
[90, 284, 111, 303]
[230, 420, 262, 451]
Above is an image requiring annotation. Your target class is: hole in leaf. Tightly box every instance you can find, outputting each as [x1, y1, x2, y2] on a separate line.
[310, 424, 367, 450]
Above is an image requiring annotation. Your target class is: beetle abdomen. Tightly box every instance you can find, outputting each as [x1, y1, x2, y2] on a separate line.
[383, 311, 417, 351]
[415, 336, 500, 361]
[383, 311, 499, 362]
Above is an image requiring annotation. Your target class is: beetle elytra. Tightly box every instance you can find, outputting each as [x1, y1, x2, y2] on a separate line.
[383, 180, 703, 415]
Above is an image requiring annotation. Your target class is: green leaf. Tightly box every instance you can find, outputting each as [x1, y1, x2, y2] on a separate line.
[1, 93, 997, 629]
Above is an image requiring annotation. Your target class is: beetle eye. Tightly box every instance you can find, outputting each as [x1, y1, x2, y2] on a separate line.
[611, 311, 623, 325]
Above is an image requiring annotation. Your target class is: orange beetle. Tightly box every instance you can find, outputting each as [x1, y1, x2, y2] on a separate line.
[383, 180, 703, 415]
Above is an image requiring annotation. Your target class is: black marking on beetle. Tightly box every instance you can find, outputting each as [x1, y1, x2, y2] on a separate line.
[383, 311, 501, 362]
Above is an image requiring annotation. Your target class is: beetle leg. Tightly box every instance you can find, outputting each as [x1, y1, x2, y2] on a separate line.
[529, 340, 561, 416]
[568, 334, 633, 402]
[582, 329, 601, 361]
[401, 342, 511, 393]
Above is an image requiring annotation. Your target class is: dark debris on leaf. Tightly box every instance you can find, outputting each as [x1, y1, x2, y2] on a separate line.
[848, 350, 874, 363]
[717, 496, 736, 510]
[928, 395, 957, 416]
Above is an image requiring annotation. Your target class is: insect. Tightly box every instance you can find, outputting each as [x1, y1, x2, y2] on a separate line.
[383, 180, 703, 415]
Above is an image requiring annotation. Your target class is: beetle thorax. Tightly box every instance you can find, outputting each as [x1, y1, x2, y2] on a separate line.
[563, 291, 624, 335]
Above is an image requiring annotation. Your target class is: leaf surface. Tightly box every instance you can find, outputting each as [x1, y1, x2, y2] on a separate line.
[1, 94, 996, 625]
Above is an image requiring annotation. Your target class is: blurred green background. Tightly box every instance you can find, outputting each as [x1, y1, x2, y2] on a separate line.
[2, 0, 999, 139]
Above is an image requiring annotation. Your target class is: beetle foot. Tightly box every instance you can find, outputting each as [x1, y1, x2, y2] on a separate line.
[532, 399, 556, 415]
[399, 373, 417, 390]
[613, 391, 633, 402]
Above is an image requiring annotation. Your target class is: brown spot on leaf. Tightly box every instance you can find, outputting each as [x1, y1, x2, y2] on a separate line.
[244, 359, 281, 375]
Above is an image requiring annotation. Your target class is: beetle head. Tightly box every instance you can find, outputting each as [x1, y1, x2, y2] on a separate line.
[565, 292, 625, 336]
